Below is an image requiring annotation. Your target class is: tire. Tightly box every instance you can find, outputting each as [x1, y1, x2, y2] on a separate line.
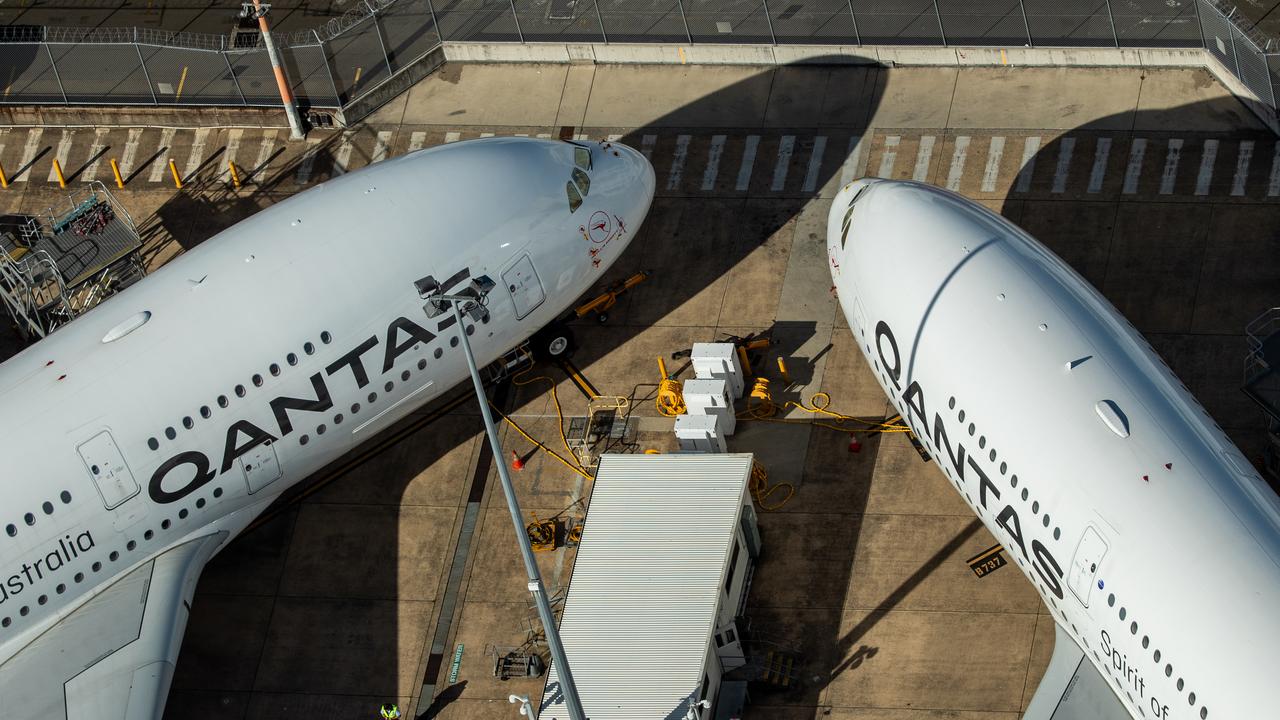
[532, 323, 575, 361]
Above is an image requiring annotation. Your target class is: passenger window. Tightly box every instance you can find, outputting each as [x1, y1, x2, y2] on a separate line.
[572, 167, 590, 196]
[566, 182, 583, 213]
[574, 146, 591, 171]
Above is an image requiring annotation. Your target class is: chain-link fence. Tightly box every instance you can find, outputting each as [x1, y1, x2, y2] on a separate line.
[0, 0, 1278, 124]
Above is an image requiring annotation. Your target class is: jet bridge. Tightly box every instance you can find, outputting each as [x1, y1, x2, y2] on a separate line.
[0, 183, 144, 341]
[1244, 307, 1280, 482]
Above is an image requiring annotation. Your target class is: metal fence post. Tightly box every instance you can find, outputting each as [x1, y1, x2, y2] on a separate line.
[1017, 0, 1033, 46]
[761, 0, 777, 44]
[847, 0, 861, 46]
[365, 0, 393, 71]
[424, 0, 442, 41]
[1103, 0, 1119, 47]
[507, 0, 524, 42]
[224, 50, 247, 105]
[318, 29, 343, 106]
[931, 0, 947, 45]
[593, 0, 608, 43]
[1229, 27, 1244, 81]
[44, 44, 68, 104]
[1191, 0, 1207, 51]
[135, 41, 159, 104]
[677, 0, 693, 44]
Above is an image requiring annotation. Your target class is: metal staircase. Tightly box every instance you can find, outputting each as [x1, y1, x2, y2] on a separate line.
[0, 183, 144, 341]
[1244, 307, 1280, 481]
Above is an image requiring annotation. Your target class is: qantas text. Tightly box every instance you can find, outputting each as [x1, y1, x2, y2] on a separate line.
[874, 320, 1066, 599]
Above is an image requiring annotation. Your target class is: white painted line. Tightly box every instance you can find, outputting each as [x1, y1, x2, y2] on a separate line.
[702, 134, 726, 191]
[1122, 138, 1146, 195]
[606, 134, 623, 142]
[1087, 137, 1111, 194]
[16, 128, 42, 182]
[771, 135, 795, 192]
[47, 129, 73, 182]
[573, 133, 587, 141]
[1269, 143, 1280, 197]
[536, 133, 552, 139]
[735, 135, 759, 191]
[878, 135, 900, 179]
[1159, 138, 1182, 195]
[1050, 137, 1075, 194]
[1231, 140, 1253, 197]
[1195, 139, 1217, 196]
[294, 138, 322, 185]
[666, 134, 690, 190]
[80, 127, 110, 182]
[981, 136, 1005, 193]
[252, 130, 277, 179]
[408, 131, 427, 152]
[119, 128, 143, 179]
[802, 135, 827, 193]
[641, 134, 656, 160]
[839, 135, 865, 187]
[333, 132, 355, 175]
[515, 133, 529, 138]
[1015, 136, 1040, 193]
[372, 130, 393, 164]
[182, 128, 210, 181]
[444, 132, 461, 143]
[945, 135, 969, 191]
[480, 132, 495, 138]
[912, 135, 935, 182]
[149, 128, 176, 183]
[222, 128, 244, 183]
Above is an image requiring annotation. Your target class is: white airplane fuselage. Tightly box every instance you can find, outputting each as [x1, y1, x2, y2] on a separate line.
[828, 179, 1279, 720]
[0, 138, 654, 682]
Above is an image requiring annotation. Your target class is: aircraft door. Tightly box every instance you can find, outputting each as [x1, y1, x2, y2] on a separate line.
[1067, 525, 1110, 607]
[241, 440, 282, 494]
[502, 254, 546, 320]
[77, 430, 140, 509]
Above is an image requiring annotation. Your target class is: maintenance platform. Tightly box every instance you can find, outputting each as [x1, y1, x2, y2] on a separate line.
[0, 59, 1277, 720]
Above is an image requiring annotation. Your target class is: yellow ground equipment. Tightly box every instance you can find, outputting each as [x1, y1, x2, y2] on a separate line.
[573, 270, 649, 323]
[750, 460, 794, 510]
[527, 513, 558, 552]
[656, 356, 686, 417]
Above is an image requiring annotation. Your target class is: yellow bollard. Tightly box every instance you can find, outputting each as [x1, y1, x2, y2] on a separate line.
[0, 161, 8, 189]
[228, 159, 241, 189]
[175, 66, 188, 100]
[168, 159, 182, 189]
[737, 345, 752, 376]
[110, 158, 124, 189]
[777, 357, 791, 385]
[52, 158, 66, 189]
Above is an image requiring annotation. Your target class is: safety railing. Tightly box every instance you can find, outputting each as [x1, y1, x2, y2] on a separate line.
[0, 0, 1278, 126]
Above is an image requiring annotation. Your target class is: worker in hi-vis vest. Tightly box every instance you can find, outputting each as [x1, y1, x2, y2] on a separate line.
[379, 703, 401, 719]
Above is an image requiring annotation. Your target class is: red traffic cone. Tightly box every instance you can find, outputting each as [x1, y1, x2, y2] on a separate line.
[511, 450, 525, 471]
[848, 434, 862, 453]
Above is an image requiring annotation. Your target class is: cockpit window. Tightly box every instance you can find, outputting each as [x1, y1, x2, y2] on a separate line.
[840, 205, 854, 248]
[566, 181, 583, 213]
[571, 167, 591, 197]
[574, 146, 591, 171]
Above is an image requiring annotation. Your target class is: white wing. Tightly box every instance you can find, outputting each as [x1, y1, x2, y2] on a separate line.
[0, 533, 225, 720]
[1023, 623, 1133, 720]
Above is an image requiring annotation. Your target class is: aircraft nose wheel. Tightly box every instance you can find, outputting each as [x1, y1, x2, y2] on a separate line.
[532, 323, 576, 361]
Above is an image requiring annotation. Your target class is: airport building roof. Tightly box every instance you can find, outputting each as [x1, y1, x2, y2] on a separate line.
[539, 452, 755, 720]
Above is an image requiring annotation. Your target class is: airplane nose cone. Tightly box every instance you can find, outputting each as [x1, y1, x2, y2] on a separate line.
[602, 140, 655, 252]
[614, 140, 656, 205]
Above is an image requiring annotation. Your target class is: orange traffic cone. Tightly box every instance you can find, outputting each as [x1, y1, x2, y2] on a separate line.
[511, 450, 525, 470]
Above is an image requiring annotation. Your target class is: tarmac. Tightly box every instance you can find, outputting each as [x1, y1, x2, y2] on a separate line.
[0, 62, 1277, 719]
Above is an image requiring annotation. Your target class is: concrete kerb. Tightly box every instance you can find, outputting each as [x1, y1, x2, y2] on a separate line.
[440, 41, 1279, 134]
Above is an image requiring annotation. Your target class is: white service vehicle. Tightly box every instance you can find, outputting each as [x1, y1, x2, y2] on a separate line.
[0, 137, 655, 719]
[828, 179, 1278, 720]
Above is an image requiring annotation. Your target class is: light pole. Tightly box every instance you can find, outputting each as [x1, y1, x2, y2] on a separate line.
[418, 274, 587, 720]
[242, 0, 306, 140]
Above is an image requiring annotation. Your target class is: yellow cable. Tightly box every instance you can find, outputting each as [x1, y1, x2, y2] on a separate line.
[750, 461, 793, 511]
[485, 352, 593, 480]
